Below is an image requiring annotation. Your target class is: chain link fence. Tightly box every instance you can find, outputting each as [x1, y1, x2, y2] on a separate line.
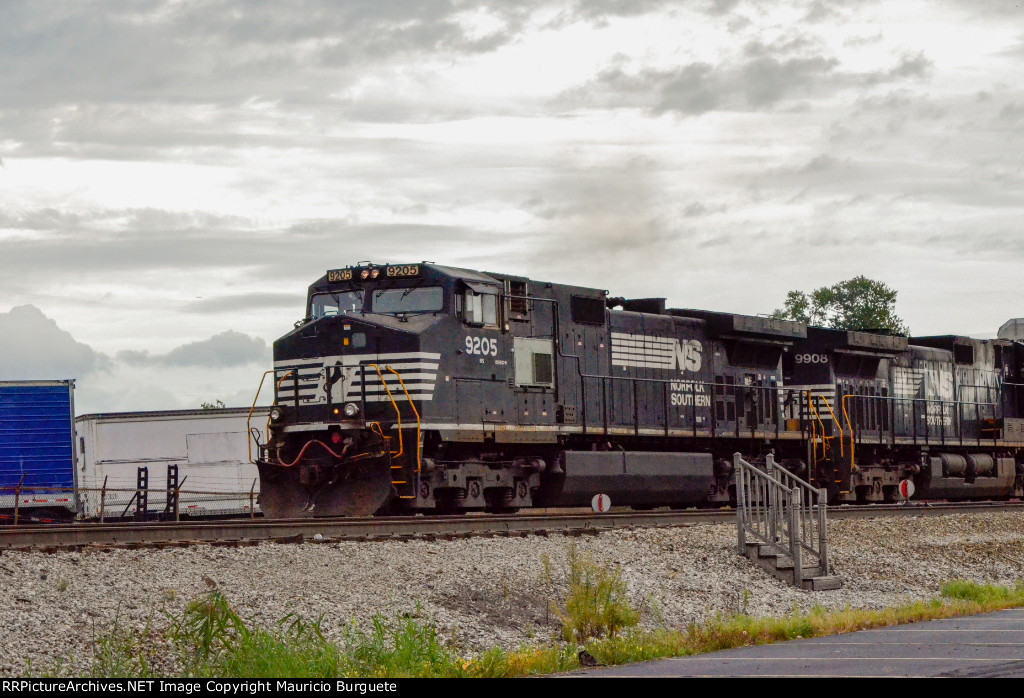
[0, 480, 261, 524]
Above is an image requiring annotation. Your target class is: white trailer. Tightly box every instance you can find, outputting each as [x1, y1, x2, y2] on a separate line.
[75, 407, 270, 519]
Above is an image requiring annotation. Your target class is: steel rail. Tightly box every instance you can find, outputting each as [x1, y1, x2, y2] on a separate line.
[1, 501, 1022, 551]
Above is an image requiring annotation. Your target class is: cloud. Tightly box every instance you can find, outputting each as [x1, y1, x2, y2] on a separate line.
[561, 34, 936, 116]
[739, 55, 840, 107]
[655, 64, 721, 114]
[0, 1, 532, 108]
[182, 293, 300, 314]
[164, 330, 268, 367]
[1, 1, 1023, 350]
[515, 152, 697, 287]
[861, 52, 934, 86]
[0, 305, 272, 412]
[565, 52, 901, 116]
[117, 330, 269, 368]
[0, 305, 107, 380]
[0, 206, 482, 282]
[76, 382, 185, 415]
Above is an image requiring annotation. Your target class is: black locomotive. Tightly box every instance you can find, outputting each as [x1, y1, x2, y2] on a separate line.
[251, 262, 1024, 518]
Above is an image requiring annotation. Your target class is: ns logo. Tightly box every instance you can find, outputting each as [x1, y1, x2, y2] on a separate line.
[673, 339, 703, 373]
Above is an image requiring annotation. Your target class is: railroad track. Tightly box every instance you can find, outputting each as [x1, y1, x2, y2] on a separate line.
[1, 501, 1022, 551]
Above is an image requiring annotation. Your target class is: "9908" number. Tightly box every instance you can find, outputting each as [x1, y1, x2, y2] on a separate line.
[795, 353, 828, 364]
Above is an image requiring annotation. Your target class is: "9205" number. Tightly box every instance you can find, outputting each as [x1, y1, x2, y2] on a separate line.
[465, 336, 498, 356]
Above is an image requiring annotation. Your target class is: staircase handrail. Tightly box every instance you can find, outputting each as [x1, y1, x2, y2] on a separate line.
[734, 452, 792, 553]
[768, 454, 829, 575]
[735, 452, 831, 583]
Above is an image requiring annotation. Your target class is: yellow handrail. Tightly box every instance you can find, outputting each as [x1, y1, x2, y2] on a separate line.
[367, 363, 403, 458]
[808, 392, 843, 461]
[247, 369, 291, 464]
[266, 370, 295, 443]
[808, 392, 821, 466]
[841, 393, 856, 466]
[387, 366, 422, 474]
[818, 394, 844, 457]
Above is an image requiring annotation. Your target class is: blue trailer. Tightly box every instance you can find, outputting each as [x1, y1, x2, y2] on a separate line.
[0, 380, 78, 521]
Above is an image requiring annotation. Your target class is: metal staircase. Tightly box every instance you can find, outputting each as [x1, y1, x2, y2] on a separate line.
[734, 453, 842, 591]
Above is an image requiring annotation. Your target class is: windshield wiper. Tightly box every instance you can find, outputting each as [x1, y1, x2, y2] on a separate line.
[400, 279, 426, 300]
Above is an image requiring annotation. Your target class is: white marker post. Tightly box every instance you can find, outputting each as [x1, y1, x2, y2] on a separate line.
[591, 493, 611, 513]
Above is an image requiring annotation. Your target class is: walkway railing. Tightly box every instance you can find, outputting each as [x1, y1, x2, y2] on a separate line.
[735, 452, 830, 584]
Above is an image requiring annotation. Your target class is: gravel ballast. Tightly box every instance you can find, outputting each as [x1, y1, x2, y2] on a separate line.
[2, 511, 1024, 675]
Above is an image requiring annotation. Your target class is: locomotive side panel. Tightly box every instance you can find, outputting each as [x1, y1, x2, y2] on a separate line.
[606, 310, 712, 435]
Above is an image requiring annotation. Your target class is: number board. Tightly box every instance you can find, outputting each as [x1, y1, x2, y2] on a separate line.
[327, 268, 353, 283]
[386, 264, 420, 278]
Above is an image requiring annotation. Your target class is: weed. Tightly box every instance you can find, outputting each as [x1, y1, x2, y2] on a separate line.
[167, 589, 249, 662]
[551, 546, 639, 643]
[643, 595, 664, 626]
[167, 590, 343, 678]
[87, 613, 161, 678]
[55, 579, 68, 593]
[214, 618, 343, 679]
[539, 553, 553, 586]
[725, 589, 751, 615]
[343, 610, 459, 678]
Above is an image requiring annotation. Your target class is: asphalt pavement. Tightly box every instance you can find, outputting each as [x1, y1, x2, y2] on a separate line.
[567, 608, 1024, 677]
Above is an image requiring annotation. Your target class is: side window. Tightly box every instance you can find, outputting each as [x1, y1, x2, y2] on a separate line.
[514, 337, 555, 388]
[507, 280, 529, 322]
[459, 289, 499, 326]
[954, 344, 974, 365]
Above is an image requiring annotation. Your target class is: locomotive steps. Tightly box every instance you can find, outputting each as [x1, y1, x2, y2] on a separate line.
[735, 453, 843, 591]
[743, 542, 843, 591]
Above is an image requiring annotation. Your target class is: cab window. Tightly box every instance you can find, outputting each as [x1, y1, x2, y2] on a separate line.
[310, 290, 364, 318]
[458, 289, 498, 326]
[370, 286, 444, 315]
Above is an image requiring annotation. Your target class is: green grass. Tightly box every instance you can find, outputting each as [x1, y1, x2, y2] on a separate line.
[584, 580, 1024, 667]
[29, 576, 1024, 679]
[941, 579, 1024, 605]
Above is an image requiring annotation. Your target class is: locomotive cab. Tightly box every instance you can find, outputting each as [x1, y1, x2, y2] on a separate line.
[782, 327, 907, 500]
[256, 262, 548, 518]
[258, 263, 463, 517]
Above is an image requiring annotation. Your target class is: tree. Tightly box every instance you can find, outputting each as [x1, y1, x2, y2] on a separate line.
[772, 276, 910, 335]
[200, 399, 226, 410]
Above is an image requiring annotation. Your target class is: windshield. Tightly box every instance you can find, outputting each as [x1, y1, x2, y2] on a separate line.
[310, 290, 364, 318]
[371, 286, 444, 315]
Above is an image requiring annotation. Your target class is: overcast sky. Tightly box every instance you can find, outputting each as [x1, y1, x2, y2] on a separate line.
[1, 0, 1022, 414]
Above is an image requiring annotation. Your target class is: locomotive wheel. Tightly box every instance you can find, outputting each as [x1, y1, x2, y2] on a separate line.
[484, 487, 518, 514]
[435, 487, 467, 514]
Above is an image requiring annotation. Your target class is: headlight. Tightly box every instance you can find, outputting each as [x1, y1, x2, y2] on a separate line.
[269, 406, 284, 422]
[344, 402, 359, 417]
